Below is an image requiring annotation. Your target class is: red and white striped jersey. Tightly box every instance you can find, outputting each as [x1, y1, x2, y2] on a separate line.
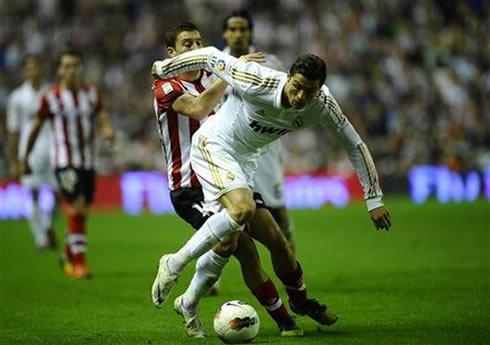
[152, 70, 217, 190]
[38, 83, 103, 170]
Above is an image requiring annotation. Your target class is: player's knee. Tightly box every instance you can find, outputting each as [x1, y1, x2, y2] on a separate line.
[228, 200, 256, 225]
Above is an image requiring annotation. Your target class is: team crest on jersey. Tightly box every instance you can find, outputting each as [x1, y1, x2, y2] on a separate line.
[162, 82, 174, 95]
[215, 59, 226, 72]
[226, 171, 235, 181]
[293, 116, 304, 128]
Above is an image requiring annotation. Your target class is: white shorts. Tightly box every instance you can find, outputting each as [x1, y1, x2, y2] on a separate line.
[21, 152, 58, 190]
[253, 140, 285, 208]
[191, 134, 256, 214]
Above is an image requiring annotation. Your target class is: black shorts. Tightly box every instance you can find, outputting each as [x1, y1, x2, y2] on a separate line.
[170, 187, 268, 231]
[55, 167, 96, 204]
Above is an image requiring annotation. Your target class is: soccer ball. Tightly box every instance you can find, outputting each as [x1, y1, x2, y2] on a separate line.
[214, 300, 260, 343]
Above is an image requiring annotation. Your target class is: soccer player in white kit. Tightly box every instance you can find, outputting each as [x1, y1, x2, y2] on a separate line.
[152, 23, 308, 337]
[152, 46, 391, 323]
[7, 55, 58, 251]
[221, 10, 296, 250]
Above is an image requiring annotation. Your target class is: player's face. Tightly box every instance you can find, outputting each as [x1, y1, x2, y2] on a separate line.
[223, 18, 251, 53]
[23, 58, 41, 82]
[168, 30, 202, 57]
[58, 55, 82, 88]
[284, 73, 321, 109]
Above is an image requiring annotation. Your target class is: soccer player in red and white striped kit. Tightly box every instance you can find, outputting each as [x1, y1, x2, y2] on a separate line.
[23, 50, 114, 279]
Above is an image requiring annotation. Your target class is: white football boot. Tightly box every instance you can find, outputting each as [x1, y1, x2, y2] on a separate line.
[151, 254, 179, 308]
[174, 295, 205, 338]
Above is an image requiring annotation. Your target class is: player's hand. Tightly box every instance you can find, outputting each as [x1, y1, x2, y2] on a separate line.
[369, 206, 391, 231]
[21, 159, 32, 175]
[239, 52, 266, 63]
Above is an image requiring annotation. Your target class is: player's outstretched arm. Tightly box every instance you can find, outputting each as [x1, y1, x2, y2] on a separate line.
[153, 47, 273, 97]
[337, 125, 392, 230]
[153, 46, 220, 78]
[319, 89, 391, 230]
[171, 52, 266, 119]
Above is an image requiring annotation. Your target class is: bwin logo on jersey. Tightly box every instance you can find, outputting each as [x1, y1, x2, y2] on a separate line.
[249, 121, 290, 136]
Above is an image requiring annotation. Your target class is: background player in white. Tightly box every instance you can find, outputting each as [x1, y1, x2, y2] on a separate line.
[7, 55, 58, 251]
[152, 46, 392, 319]
[222, 10, 295, 250]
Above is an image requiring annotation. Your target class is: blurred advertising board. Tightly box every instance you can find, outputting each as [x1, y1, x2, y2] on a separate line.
[1, 166, 488, 220]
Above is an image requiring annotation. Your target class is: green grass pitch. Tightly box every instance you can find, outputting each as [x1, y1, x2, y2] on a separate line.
[1, 198, 489, 345]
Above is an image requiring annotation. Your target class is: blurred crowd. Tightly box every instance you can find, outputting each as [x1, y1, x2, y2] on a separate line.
[1, 0, 489, 178]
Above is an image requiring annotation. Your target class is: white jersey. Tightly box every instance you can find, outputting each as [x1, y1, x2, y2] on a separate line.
[155, 46, 384, 210]
[222, 46, 287, 207]
[222, 45, 285, 99]
[7, 81, 50, 166]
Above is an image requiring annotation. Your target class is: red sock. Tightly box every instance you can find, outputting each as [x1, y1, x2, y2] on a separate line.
[278, 261, 307, 306]
[66, 214, 87, 264]
[252, 279, 291, 327]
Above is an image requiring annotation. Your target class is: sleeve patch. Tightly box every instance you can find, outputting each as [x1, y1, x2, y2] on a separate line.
[215, 59, 226, 72]
[162, 82, 174, 95]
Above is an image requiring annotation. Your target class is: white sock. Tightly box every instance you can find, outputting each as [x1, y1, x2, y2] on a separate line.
[168, 209, 243, 274]
[182, 250, 229, 311]
[28, 204, 47, 247]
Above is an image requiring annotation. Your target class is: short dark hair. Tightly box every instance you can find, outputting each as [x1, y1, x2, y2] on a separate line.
[57, 49, 82, 67]
[164, 22, 200, 48]
[222, 10, 254, 32]
[289, 54, 327, 85]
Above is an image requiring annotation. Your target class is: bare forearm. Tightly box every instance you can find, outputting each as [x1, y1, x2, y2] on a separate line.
[194, 79, 228, 115]
[172, 79, 228, 120]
